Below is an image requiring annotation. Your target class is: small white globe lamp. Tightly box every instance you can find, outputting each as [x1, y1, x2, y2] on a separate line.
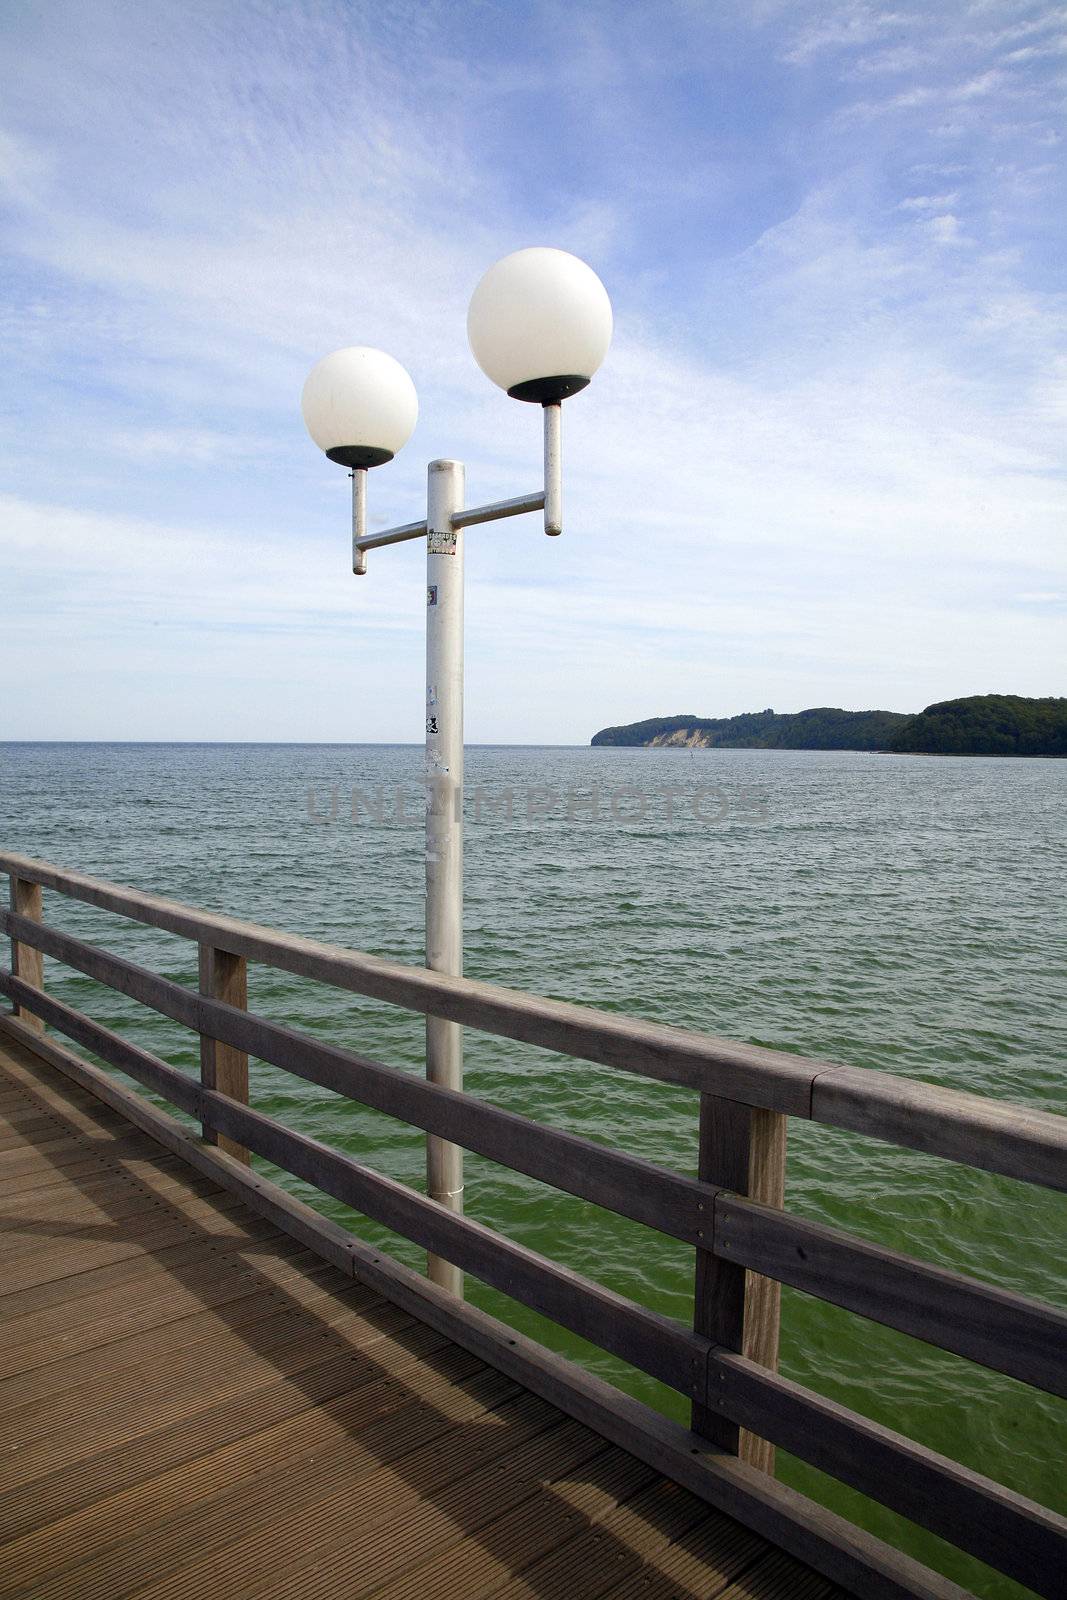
[467, 247, 613, 403]
[301, 345, 417, 574]
[301, 346, 418, 469]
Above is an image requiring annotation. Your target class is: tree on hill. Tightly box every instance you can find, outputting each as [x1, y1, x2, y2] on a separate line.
[888, 696, 1067, 757]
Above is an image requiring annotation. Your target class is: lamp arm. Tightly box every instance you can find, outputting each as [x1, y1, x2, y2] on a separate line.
[351, 401, 565, 572]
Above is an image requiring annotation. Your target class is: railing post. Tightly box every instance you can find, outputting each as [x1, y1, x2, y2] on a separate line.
[9, 876, 45, 1033]
[693, 1096, 786, 1473]
[198, 944, 250, 1164]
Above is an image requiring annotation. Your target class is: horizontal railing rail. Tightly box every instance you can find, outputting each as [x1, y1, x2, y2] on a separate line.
[3, 851, 1066, 1600]
[3, 850, 1065, 1187]
[715, 1194, 1067, 1399]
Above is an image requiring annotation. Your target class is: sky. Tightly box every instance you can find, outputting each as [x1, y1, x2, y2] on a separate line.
[1, 0, 1064, 743]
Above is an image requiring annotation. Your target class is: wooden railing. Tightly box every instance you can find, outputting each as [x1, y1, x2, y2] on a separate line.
[2, 850, 1065, 1600]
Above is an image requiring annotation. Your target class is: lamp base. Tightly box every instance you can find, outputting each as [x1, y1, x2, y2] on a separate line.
[326, 444, 395, 469]
[507, 375, 590, 404]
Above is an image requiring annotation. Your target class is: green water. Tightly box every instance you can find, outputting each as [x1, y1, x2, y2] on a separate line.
[2, 742, 1064, 1598]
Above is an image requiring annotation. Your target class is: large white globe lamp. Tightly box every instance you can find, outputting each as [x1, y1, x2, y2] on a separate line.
[467, 248, 613, 403]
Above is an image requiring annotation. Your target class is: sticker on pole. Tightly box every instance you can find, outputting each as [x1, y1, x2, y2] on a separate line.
[427, 585, 438, 607]
[427, 530, 457, 557]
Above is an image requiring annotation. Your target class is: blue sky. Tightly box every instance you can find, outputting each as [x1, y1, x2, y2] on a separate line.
[1, 0, 1064, 742]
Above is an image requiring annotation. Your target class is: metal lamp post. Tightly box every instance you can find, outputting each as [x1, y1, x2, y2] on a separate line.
[302, 247, 613, 1296]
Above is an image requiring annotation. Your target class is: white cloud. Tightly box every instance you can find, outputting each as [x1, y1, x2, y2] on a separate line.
[927, 212, 964, 244]
[897, 192, 961, 210]
[781, 4, 911, 66]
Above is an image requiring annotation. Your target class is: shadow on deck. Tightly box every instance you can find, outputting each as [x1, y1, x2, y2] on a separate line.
[0, 1036, 841, 1600]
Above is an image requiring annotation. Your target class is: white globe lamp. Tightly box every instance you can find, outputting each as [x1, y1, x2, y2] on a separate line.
[301, 346, 418, 469]
[467, 248, 613, 403]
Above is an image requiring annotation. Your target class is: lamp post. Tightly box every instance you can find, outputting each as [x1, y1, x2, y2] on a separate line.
[302, 247, 613, 1296]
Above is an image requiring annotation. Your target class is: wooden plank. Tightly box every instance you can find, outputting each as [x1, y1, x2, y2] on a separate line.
[0, 1191, 257, 1294]
[2, 1278, 374, 1437]
[0, 1102, 65, 1134]
[0, 1292, 411, 1489]
[564, 1492, 765, 1600]
[0, 1118, 59, 1152]
[0, 1218, 291, 1323]
[0, 1119, 79, 1156]
[812, 1065, 1067, 1193]
[0, 1159, 221, 1222]
[178, 1409, 586, 1599]
[9, 1024, 810, 1600]
[0, 1131, 126, 1174]
[707, 1349, 1067, 1599]
[0, 1068, 128, 1128]
[1, 947, 713, 1248]
[120, 1413, 604, 1600]
[198, 945, 249, 1164]
[227, 1212, 973, 1597]
[0, 1322, 456, 1546]
[0, 1264, 342, 1410]
[716, 1195, 1067, 1398]
[0, 854, 823, 1110]
[8, 878, 44, 1033]
[0, 1015, 377, 1285]
[330, 1441, 655, 1600]
[0, 1358, 508, 1600]
[484, 1474, 753, 1600]
[0, 1146, 220, 1208]
[0, 1165, 249, 1248]
[0, 1173, 226, 1254]
[718, 1551, 842, 1600]
[0, 1124, 143, 1172]
[0, 1246, 327, 1371]
[0, 1146, 171, 1199]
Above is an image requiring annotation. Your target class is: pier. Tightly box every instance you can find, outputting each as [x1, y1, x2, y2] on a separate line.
[1, 852, 1065, 1599]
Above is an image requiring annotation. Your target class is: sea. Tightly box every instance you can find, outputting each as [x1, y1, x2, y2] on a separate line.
[1, 741, 1064, 1599]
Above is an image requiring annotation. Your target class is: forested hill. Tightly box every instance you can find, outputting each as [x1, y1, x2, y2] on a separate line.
[888, 696, 1067, 756]
[591, 697, 1067, 756]
[590, 707, 908, 750]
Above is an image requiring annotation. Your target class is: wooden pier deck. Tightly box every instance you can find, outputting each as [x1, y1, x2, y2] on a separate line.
[0, 1035, 841, 1600]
